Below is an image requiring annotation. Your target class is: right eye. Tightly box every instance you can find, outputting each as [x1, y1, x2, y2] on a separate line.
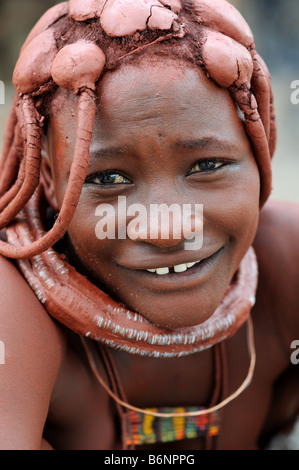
[85, 171, 132, 186]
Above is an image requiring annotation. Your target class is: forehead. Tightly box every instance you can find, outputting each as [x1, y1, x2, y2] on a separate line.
[49, 58, 248, 151]
[98, 57, 241, 124]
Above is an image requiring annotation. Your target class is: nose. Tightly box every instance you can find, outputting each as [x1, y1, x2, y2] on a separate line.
[126, 203, 203, 249]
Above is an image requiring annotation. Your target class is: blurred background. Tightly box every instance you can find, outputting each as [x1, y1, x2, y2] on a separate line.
[0, 0, 298, 202]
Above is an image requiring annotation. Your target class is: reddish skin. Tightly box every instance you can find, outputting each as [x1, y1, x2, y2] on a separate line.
[48, 61, 260, 329]
[0, 59, 299, 450]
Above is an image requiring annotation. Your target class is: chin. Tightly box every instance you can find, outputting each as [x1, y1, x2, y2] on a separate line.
[123, 289, 224, 330]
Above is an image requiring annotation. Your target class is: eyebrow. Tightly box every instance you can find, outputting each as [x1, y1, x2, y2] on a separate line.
[89, 137, 241, 161]
[174, 137, 239, 152]
[89, 146, 127, 161]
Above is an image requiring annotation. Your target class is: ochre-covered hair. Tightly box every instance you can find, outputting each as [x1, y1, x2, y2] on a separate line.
[0, 0, 271, 357]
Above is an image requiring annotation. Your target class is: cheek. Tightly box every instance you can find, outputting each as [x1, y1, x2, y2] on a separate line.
[68, 201, 102, 252]
[66, 198, 122, 280]
[205, 161, 260, 246]
[235, 160, 260, 226]
[226, 164, 260, 249]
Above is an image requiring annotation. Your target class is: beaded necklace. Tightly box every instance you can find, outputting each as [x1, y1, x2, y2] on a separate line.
[80, 317, 255, 449]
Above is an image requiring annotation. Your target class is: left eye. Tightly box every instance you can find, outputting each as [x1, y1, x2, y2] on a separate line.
[86, 171, 131, 185]
[187, 159, 225, 174]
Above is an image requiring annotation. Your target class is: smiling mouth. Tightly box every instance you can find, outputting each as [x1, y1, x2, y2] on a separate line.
[120, 247, 224, 292]
[145, 260, 201, 275]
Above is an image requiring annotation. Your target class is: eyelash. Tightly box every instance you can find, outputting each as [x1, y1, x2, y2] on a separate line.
[85, 158, 230, 187]
[85, 171, 132, 186]
[187, 158, 229, 175]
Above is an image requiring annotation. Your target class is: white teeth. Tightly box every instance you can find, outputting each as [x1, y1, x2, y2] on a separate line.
[186, 261, 197, 268]
[146, 260, 201, 275]
[155, 267, 169, 275]
[174, 263, 188, 273]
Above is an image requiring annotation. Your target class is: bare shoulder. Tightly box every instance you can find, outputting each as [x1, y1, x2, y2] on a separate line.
[0, 254, 66, 449]
[256, 199, 299, 237]
[0, 254, 66, 354]
[254, 199, 299, 274]
[253, 199, 299, 346]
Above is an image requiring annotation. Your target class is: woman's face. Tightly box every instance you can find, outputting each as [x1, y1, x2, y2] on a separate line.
[47, 58, 260, 329]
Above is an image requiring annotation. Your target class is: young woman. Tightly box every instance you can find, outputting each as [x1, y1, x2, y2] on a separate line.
[0, 0, 298, 450]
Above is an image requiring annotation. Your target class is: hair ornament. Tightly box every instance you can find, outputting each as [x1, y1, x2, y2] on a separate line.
[69, 0, 107, 22]
[51, 40, 106, 92]
[13, 29, 58, 94]
[190, 0, 253, 48]
[99, 0, 179, 37]
[201, 28, 253, 89]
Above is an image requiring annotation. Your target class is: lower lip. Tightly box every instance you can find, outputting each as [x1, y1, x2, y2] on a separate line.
[122, 248, 224, 292]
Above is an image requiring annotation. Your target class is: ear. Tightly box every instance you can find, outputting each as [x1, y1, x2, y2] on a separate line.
[40, 139, 59, 212]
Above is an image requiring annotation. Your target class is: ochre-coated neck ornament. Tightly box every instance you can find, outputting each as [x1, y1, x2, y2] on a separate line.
[1, 0, 275, 357]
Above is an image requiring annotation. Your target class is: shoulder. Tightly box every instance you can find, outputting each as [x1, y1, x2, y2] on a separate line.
[254, 199, 299, 273]
[0, 254, 66, 449]
[0, 254, 66, 354]
[253, 199, 299, 347]
[256, 199, 299, 240]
